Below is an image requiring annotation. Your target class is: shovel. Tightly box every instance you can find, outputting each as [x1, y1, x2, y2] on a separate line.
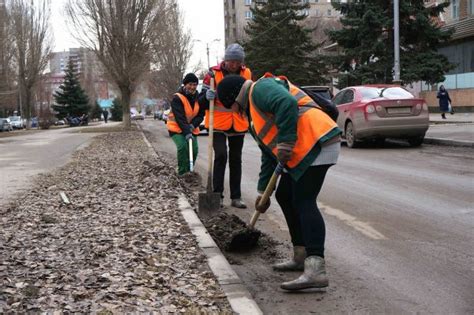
[188, 137, 194, 172]
[227, 162, 284, 252]
[198, 78, 221, 216]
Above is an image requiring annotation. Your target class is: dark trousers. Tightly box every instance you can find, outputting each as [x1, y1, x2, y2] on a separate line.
[213, 133, 244, 199]
[275, 165, 331, 258]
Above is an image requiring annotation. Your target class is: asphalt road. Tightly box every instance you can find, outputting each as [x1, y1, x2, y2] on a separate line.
[0, 127, 100, 207]
[141, 119, 474, 314]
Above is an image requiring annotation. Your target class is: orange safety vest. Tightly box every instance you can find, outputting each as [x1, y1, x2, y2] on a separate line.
[249, 74, 339, 169]
[204, 67, 252, 132]
[167, 93, 200, 135]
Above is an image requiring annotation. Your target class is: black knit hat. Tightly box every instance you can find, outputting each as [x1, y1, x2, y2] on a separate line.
[217, 75, 246, 108]
[183, 73, 199, 85]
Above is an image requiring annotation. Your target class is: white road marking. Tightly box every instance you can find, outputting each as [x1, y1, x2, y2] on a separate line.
[321, 203, 387, 240]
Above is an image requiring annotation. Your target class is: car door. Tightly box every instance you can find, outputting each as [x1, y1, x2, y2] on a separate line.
[333, 89, 354, 134]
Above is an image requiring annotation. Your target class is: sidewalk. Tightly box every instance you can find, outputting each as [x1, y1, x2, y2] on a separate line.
[426, 113, 474, 147]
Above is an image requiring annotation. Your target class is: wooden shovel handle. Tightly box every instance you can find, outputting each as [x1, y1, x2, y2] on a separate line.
[206, 78, 215, 192]
[249, 162, 284, 228]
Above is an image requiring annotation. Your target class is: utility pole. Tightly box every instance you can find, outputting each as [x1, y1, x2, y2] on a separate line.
[393, 0, 401, 83]
[196, 39, 221, 69]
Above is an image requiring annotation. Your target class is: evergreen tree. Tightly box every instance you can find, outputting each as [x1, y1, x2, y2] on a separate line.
[243, 0, 326, 85]
[53, 59, 90, 118]
[328, 0, 454, 88]
[110, 98, 123, 121]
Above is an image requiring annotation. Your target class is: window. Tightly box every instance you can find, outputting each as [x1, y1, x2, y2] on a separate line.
[451, 0, 459, 19]
[341, 90, 354, 104]
[327, 9, 332, 16]
[245, 0, 252, 5]
[245, 11, 253, 19]
[470, 0, 474, 15]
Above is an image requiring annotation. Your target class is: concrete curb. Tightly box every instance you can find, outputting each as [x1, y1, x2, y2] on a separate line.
[424, 137, 473, 148]
[137, 124, 263, 315]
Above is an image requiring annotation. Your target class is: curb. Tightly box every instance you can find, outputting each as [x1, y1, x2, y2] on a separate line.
[138, 124, 263, 315]
[424, 137, 473, 148]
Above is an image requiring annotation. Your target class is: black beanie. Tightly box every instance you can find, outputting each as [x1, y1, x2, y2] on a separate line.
[183, 73, 199, 85]
[217, 75, 246, 108]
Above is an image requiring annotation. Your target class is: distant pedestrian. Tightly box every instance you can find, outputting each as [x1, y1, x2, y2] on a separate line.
[437, 85, 454, 119]
[167, 73, 205, 175]
[103, 109, 109, 123]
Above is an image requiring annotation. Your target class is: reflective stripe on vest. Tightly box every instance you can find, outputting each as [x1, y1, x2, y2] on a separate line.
[167, 93, 200, 135]
[204, 67, 252, 132]
[249, 76, 338, 169]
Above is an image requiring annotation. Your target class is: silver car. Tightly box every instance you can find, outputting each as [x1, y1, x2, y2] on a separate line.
[0, 118, 13, 132]
[8, 116, 25, 129]
[333, 85, 430, 148]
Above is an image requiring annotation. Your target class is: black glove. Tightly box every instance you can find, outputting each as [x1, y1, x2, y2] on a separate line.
[277, 142, 295, 165]
[255, 195, 271, 213]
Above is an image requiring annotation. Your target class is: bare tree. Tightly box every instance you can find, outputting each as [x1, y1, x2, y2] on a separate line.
[66, 0, 166, 129]
[0, 2, 18, 114]
[9, 0, 52, 125]
[150, 0, 193, 101]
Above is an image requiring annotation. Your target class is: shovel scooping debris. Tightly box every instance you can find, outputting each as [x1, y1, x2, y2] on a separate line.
[227, 163, 284, 252]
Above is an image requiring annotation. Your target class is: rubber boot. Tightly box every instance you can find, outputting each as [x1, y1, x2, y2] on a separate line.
[273, 246, 306, 272]
[280, 256, 329, 291]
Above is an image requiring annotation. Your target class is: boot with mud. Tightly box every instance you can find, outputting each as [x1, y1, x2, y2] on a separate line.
[273, 246, 306, 272]
[280, 256, 329, 291]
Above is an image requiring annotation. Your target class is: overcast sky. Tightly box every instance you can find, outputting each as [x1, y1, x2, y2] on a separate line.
[51, 0, 225, 72]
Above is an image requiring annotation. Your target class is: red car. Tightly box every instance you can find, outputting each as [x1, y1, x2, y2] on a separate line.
[333, 85, 429, 148]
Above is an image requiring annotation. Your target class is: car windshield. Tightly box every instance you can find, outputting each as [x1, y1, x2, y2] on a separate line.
[361, 87, 414, 100]
[9, 116, 20, 121]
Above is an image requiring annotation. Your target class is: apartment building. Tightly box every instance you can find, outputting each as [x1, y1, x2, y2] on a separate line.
[223, 0, 346, 46]
[419, 0, 474, 109]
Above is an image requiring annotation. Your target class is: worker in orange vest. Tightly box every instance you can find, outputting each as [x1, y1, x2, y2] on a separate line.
[216, 74, 342, 291]
[200, 44, 252, 208]
[168, 73, 205, 175]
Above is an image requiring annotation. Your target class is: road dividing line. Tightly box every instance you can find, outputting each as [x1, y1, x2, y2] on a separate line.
[321, 203, 387, 240]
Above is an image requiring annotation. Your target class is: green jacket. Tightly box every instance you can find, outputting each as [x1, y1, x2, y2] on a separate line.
[248, 77, 341, 192]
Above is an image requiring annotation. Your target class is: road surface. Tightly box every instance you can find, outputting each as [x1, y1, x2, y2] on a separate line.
[141, 119, 474, 314]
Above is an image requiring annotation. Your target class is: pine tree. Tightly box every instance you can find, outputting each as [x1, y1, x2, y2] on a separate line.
[328, 0, 454, 88]
[243, 0, 326, 85]
[110, 98, 123, 121]
[53, 59, 90, 118]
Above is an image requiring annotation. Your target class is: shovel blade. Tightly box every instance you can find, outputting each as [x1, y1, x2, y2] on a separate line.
[198, 192, 221, 216]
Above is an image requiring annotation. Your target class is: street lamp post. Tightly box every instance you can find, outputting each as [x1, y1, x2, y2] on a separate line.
[393, 0, 401, 83]
[196, 39, 221, 69]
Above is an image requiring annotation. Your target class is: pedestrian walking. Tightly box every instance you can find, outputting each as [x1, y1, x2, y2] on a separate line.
[168, 73, 205, 175]
[102, 109, 109, 123]
[216, 73, 342, 291]
[199, 43, 252, 208]
[437, 85, 454, 119]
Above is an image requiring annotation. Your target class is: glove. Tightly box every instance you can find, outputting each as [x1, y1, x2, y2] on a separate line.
[277, 142, 295, 165]
[189, 124, 195, 132]
[185, 133, 193, 141]
[255, 195, 271, 213]
[206, 89, 216, 101]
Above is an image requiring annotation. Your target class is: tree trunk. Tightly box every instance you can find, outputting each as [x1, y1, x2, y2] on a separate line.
[121, 87, 131, 129]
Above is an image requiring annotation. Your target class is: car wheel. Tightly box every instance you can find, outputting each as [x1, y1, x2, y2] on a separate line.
[408, 136, 424, 147]
[345, 121, 359, 148]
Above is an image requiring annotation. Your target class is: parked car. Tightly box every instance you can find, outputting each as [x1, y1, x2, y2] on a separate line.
[54, 119, 66, 126]
[131, 112, 145, 120]
[153, 110, 163, 120]
[0, 118, 13, 132]
[8, 116, 25, 129]
[31, 117, 38, 128]
[333, 85, 429, 148]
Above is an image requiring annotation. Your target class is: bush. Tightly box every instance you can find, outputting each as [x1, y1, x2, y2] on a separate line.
[38, 111, 54, 129]
[110, 98, 123, 121]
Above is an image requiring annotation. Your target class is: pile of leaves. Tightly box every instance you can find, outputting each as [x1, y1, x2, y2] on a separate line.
[0, 131, 232, 313]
